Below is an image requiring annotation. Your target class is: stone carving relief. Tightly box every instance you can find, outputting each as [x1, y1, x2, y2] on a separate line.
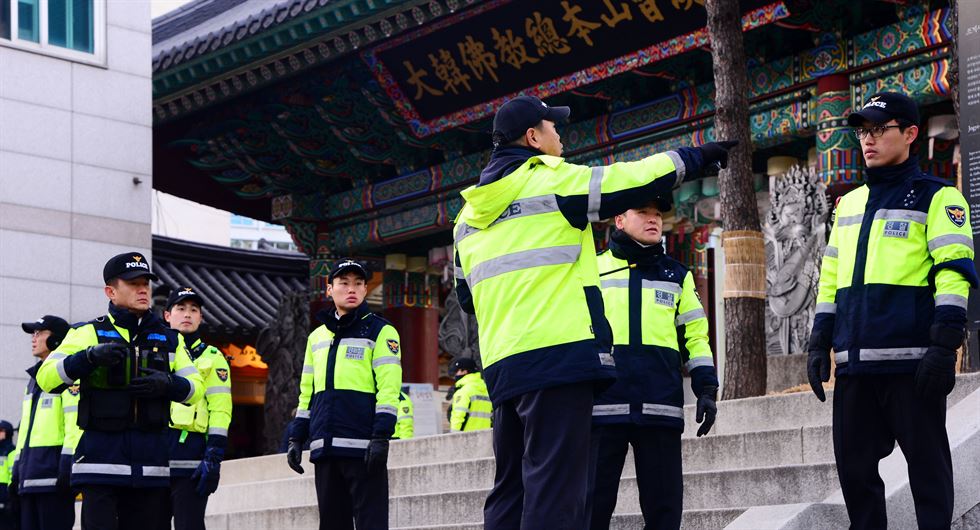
[763, 164, 830, 356]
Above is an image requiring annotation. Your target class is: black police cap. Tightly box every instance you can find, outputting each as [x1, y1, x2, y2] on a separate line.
[166, 286, 205, 311]
[21, 315, 70, 341]
[328, 259, 371, 283]
[847, 92, 920, 127]
[492, 96, 570, 146]
[449, 357, 479, 374]
[103, 252, 158, 284]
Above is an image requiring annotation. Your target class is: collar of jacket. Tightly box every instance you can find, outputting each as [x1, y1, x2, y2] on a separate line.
[459, 150, 564, 230]
[319, 303, 370, 333]
[865, 155, 920, 187]
[609, 229, 665, 266]
[478, 145, 545, 187]
[454, 371, 482, 388]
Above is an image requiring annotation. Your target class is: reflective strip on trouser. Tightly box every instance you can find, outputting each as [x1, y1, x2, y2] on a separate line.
[467, 245, 581, 286]
[641, 403, 684, 419]
[170, 460, 201, 469]
[835, 348, 929, 364]
[593, 404, 629, 416]
[73, 463, 131, 475]
[23, 478, 58, 487]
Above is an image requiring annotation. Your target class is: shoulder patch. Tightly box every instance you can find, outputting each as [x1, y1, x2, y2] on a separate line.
[946, 205, 966, 227]
[386, 339, 400, 355]
[67, 384, 80, 396]
[215, 368, 229, 382]
[402, 406, 410, 413]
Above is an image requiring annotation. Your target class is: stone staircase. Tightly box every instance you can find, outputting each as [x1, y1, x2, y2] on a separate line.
[203, 374, 980, 529]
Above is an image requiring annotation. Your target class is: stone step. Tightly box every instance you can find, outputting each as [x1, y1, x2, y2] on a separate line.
[205, 505, 746, 530]
[388, 507, 747, 530]
[206, 460, 839, 520]
[218, 373, 980, 488]
[218, 423, 834, 491]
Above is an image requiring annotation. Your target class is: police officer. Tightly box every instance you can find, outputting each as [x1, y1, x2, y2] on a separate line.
[453, 95, 734, 529]
[36, 252, 204, 529]
[286, 259, 402, 530]
[393, 386, 414, 440]
[163, 287, 232, 530]
[10, 316, 78, 530]
[447, 358, 491, 432]
[808, 92, 977, 529]
[589, 199, 718, 530]
[0, 421, 14, 530]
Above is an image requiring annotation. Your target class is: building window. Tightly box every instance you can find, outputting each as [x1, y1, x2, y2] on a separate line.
[0, 0, 104, 64]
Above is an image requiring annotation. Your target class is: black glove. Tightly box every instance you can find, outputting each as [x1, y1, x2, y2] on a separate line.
[695, 386, 717, 437]
[191, 446, 223, 496]
[699, 140, 738, 170]
[8, 466, 19, 499]
[807, 348, 832, 402]
[364, 439, 389, 474]
[85, 343, 128, 367]
[129, 368, 170, 398]
[56, 454, 72, 492]
[286, 440, 305, 474]
[915, 346, 956, 399]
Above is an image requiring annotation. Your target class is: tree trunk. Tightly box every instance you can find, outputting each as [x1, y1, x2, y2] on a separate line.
[705, 0, 767, 399]
[257, 290, 310, 454]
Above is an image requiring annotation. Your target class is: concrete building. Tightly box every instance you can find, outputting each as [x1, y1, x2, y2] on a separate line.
[0, 0, 152, 423]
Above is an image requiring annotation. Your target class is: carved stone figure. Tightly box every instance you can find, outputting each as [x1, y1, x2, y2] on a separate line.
[763, 164, 830, 356]
[257, 290, 309, 454]
[440, 283, 480, 363]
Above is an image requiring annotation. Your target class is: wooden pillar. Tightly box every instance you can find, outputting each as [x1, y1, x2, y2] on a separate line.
[383, 306, 440, 387]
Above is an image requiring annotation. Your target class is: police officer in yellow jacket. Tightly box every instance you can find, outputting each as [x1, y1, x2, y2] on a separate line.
[589, 199, 718, 530]
[393, 386, 414, 440]
[808, 92, 978, 529]
[10, 316, 79, 530]
[447, 358, 491, 432]
[163, 287, 233, 530]
[286, 259, 402, 530]
[453, 95, 734, 529]
[36, 252, 204, 529]
[1, 421, 15, 530]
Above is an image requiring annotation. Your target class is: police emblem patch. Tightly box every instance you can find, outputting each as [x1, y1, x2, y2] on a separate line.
[655, 290, 675, 307]
[387, 339, 400, 354]
[68, 384, 80, 396]
[402, 406, 410, 413]
[883, 221, 909, 238]
[946, 205, 966, 227]
[216, 368, 228, 382]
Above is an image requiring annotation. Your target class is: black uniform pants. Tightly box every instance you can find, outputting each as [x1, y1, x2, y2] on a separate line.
[588, 424, 682, 530]
[169, 477, 208, 530]
[313, 456, 388, 530]
[20, 491, 76, 530]
[79, 485, 169, 530]
[833, 374, 953, 530]
[484, 381, 594, 530]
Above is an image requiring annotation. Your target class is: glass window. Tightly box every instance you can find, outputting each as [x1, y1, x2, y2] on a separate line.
[17, 0, 39, 42]
[1, 0, 10, 40]
[48, 0, 93, 52]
